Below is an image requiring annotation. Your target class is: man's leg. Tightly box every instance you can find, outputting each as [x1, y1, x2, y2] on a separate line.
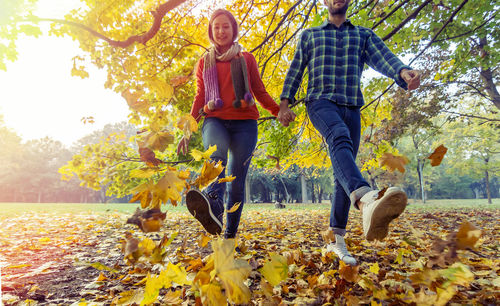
[306, 100, 370, 209]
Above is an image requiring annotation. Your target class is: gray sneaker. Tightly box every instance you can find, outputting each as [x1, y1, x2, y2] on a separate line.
[361, 187, 407, 241]
[326, 235, 357, 266]
[186, 189, 223, 235]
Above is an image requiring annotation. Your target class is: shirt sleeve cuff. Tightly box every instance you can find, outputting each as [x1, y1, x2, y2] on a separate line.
[395, 66, 412, 90]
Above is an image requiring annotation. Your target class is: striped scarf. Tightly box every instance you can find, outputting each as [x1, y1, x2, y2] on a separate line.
[202, 42, 254, 113]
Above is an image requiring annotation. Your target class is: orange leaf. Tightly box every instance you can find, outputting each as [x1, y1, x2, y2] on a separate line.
[338, 261, 360, 282]
[379, 152, 409, 173]
[427, 144, 448, 166]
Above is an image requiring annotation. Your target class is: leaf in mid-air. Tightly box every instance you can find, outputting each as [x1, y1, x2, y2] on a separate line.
[191, 145, 217, 161]
[193, 160, 224, 189]
[211, 238, 251, 304]
[427, 144, 448, 166]
[227, 202, 241, 213]
[455, 221, 481, 250]
[379, 152, 409, 173]
[218, 175, 236, 183]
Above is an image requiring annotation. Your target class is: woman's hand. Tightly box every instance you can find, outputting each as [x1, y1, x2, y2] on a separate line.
[177, 136, 190, 155]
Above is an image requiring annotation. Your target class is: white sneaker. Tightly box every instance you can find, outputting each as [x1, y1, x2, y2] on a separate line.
[326, 235, 357, 266]
[361, 187, 407, 241]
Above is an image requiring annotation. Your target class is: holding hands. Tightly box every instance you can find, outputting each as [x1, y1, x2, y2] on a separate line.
[277, 100, 297, 127]
[400, 69, 421, 90]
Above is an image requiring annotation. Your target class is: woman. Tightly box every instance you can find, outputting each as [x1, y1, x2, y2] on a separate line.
[177, 9, 295, 238]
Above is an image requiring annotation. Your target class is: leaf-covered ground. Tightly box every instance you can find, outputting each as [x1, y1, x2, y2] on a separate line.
[1, 204, 499, 305]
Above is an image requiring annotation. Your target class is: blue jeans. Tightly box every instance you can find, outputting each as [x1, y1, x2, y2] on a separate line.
[202, 117, 257, 238]
[306, 100, 371, 236]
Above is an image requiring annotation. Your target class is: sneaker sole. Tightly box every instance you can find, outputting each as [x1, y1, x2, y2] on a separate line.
[365, 188, 407, 241]
[186, 189, 222, 235]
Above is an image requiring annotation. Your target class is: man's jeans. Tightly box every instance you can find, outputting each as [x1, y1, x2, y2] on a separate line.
[306, 99, 371, 236]
[202, 117, 257, 238]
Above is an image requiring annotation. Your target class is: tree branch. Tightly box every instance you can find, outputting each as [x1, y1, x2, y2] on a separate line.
[250, 0, 305, 53]
[371, 0, 410, 30]
[382, 0, 433, 41]
[441, 110, 500, 122]
[32, 0, 189, 48]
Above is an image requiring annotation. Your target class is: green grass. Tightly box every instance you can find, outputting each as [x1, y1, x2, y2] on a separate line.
[0, 198, 498, 216]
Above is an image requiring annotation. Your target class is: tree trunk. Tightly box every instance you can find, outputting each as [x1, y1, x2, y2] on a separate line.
[478, 37, 500, 110]
[319, 187, 323, 204]
[417, 159, 426, 203]
[245, 177, 251, 204]
[311, 181, 316, 203]
[484, 158, 492, 204]
[301, 174, 308, 203]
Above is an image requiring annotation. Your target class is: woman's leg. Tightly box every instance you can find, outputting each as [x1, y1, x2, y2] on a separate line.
[224, 119, 258, 238]
[202, 117, 230, 201]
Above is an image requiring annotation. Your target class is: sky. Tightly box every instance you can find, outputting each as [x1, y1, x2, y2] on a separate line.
[0, 0, 130, 146]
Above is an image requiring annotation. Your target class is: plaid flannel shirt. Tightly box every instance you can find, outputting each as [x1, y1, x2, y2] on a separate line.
[280, 20, 412, 106]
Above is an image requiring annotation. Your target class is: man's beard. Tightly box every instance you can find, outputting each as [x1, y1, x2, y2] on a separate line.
[328, 2, 349, 16]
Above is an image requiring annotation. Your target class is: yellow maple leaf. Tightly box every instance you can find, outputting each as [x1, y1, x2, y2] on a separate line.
[193, 160, 224, 190]
[227, 202, 241, 213]
[200, 281, 227, 306]
[139, 238, 156, 256]
[154, 171, 186, 206]
[177, 114, 198, 139]
[161, 262, 192, 287]
[379, 152, 409, 173]
[130, 168, 157, 179]
[146, 131, 174, 152]
[428, 144, 448, 166]
[218, 175, 236, 183]
[211, 238, 251, 304]
[369, 262, 380, 275]
[198, 233, 212, 248]
[121, 89, 149, 114]
[129, 182, 155, 208]
[191, 145, 217, 161]
[259, 253, 289, 286]
[456, 221, 481, 249]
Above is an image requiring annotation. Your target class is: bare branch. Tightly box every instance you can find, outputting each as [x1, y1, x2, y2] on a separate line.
[382, 0, 433, 41]
[250, 0, 306, 53]
[32, 0, 189, 48]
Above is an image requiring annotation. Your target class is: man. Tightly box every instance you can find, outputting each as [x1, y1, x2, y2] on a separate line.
[280, 0, 421, 265]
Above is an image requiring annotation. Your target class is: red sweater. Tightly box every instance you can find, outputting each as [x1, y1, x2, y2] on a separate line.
[190, 52, 280, 122]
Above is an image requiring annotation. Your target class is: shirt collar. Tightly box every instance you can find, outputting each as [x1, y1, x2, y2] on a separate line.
[320, 18, 354, 29]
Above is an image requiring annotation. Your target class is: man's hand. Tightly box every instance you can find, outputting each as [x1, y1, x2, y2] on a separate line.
[177, 136, 190, 155]
[400, 69, 421, 90]
[277, 99, 297, 127]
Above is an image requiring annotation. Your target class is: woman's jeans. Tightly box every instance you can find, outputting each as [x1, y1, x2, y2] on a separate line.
[306, 99, 371, 236]
[202, 117, 257, 238]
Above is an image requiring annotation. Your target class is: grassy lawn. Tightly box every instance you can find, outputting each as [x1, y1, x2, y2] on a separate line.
[0, 198, 498, 216]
